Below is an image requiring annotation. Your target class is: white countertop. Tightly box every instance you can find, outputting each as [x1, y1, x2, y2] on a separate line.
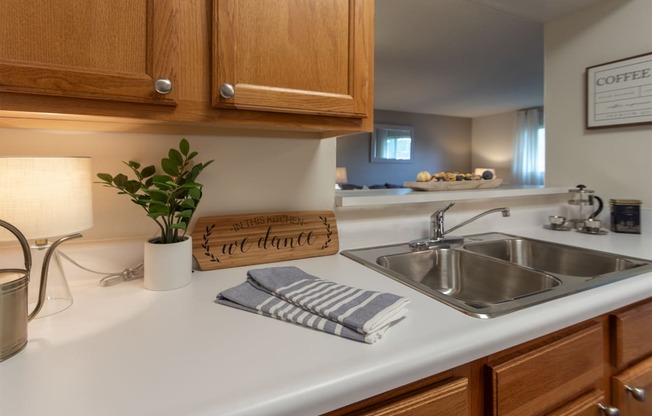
[1, 215, 652, 415]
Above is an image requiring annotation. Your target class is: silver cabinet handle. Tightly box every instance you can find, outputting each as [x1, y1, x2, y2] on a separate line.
[625, 385, 647, 402]
[598, 403, 620, 416]
[219, 83, 235, 99]
[154, 78, 172, 95]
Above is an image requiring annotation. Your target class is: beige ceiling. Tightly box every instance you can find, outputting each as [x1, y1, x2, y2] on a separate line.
[374, 0, 609, 118]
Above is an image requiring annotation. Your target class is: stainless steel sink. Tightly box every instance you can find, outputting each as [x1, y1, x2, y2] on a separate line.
[378, 249, 560, 304]
[341, 233, 652, 318]
[463, 238, 643, 277]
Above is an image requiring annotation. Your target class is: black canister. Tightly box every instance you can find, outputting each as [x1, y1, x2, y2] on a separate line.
[610, 199, 641, 234]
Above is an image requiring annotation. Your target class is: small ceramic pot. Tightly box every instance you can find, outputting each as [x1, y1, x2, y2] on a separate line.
[143, 236, 193, 291]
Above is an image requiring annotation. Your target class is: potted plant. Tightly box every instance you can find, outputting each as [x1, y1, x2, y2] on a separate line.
[97, 138, 213, 290]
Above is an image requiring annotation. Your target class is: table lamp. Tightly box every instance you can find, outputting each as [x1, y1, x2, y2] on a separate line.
[0, 157, 93, 317]
[335, 167, 348, 190]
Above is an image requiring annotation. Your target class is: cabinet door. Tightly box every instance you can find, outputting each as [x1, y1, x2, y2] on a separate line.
[611, 298, 652, 369]
[0, 0, 177, 105]
[354, 377, 469, 416]
[546, 390, 612, 416]
[612, 356, 652, 416]
[212, 0, 372, 118]
[487, 322, 604, 416]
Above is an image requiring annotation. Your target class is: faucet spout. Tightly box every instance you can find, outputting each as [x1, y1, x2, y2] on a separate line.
[410, 202, 511, 251]
[444, 207, 510, 236]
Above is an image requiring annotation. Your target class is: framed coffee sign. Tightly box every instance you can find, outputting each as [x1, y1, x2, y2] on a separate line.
[586, 52, 652, 128]
[191, 210, 339, 270]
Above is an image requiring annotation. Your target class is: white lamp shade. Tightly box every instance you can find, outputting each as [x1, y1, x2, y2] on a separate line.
[0, 157, 93, 240]
[335, 167, 348, 184]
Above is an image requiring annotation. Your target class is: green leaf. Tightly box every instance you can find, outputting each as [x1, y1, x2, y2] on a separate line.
[152, 175, 175, 191]
[152, 174, 173, 183]
[125, 180, 141, 194]
[113, 173, 129, 187]
[127, 161, 141, 170]
[170, 222, 188, 230]
[180, 199, 196, 209]
[168, 148, 183, 166]
[148, 205, 169, 215]
[176, 209, 193, 218]
[161, 158, 178, 176]
[97, 173, 113, 183]
[188, 188, 201, 200]
[179, 138, 190, 156]
[141, 165, 156, 178]
[186, 151, 198, 161]
[145, 189, 169, 202]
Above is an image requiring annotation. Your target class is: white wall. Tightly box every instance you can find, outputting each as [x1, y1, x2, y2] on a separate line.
[471, 111, 516, 184]
[545, 0, 652, 206]
[0, 128, 336, 242]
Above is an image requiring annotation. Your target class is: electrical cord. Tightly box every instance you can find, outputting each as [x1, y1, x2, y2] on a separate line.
[57, 250, 143, 287]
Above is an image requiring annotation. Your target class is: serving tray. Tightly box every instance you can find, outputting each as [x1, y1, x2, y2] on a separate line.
[404, 178, 503, 191]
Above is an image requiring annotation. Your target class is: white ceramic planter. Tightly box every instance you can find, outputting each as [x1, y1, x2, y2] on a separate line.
[143, 236, 193, 291]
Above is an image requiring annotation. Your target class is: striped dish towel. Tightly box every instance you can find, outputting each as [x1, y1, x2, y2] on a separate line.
[216, 266, 410, 343]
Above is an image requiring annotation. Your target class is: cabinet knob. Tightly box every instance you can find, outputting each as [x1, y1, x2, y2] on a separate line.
[625, 385, 647, 402]
[597, 403, 620, 416]
[154, 78, 173, 95]
[219, 83, 235, 99]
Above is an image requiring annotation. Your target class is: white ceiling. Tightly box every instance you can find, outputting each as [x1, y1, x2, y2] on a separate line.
[374, 0, 608, 118]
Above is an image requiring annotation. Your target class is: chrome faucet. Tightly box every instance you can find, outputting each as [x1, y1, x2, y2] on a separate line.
[410, 201, 510, 250]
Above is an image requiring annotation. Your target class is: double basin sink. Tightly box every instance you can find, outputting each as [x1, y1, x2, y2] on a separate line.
[341, 233, 652, 318]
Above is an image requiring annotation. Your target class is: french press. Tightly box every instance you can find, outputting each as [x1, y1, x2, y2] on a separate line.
[568, 184, 603, 229]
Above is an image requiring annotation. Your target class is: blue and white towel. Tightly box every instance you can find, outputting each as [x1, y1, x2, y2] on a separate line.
[216, 266, 410, 344]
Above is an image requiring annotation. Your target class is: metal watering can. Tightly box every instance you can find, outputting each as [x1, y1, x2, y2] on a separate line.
[0, 219, 77, 362]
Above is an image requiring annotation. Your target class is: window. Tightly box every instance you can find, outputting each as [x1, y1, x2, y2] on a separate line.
[370, 124, 413, 163]
[512, 108, 545, 185]
[536, 126, 545, 178]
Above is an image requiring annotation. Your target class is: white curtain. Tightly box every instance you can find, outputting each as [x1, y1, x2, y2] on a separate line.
[512, 108, 544, 185]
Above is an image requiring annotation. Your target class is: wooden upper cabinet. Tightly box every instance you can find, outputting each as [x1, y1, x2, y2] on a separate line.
[212, 0, 372, 118]
[0, 0, 177, 105]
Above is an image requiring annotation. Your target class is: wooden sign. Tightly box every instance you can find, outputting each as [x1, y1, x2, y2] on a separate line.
[191, 210, 339, 270]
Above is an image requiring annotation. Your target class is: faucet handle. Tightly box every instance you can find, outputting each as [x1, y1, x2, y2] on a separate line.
[431, 201, 455, 221]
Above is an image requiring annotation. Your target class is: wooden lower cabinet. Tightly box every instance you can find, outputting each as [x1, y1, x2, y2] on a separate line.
[611, 299, 652, 370]
[612, 356, 652, 415]
[327, 298, 651, 416]
[354, 377, 469, 416]
[486, 322, 605, 416]
[324, 374, 469, 416]
[546, 390, 608, 416]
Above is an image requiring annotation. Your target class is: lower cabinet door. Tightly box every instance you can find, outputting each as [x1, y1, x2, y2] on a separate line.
[487, 322, 604, 416]
[355, 377, 469, 416]
[546, 390, 611, 416]
[612, 356, 652, 416]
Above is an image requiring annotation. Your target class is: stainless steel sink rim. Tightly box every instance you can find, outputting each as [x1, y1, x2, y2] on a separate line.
[340, 232, 652, 319]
